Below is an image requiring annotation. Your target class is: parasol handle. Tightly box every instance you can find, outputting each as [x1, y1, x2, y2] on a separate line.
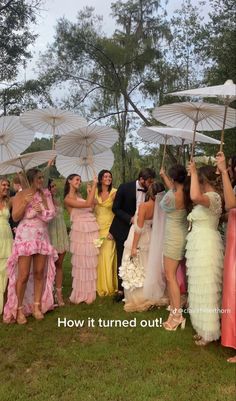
[190, 118, 198, 161]
[19, 157, 30, 188]
[219, 104, 228, 152]
[216, 104, 228, 174]
[52, 118, 56, 150]
[161, 136, 168, 169]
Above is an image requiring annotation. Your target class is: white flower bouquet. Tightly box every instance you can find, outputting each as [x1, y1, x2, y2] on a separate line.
[93, 237, 106, 248]
[119, 252, 145, 292]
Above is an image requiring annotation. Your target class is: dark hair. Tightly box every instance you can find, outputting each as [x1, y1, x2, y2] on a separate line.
[97, 170, 113, 194]
[168, 164, 187, 184]
[138, 168, 156, 181]
[229, 155, 236, 187]
[64, 174, 81, 198]
[26, 168, 41, 185]
[48, 178, 53, 190]
[146, 182, 165, 201]
[198, 165, 222, 193]
[167, 165, 192, 213]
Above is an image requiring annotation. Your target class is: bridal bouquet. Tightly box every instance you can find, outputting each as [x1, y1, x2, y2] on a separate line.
[119, 252, 145, 292]
[93, 237, 106, 248]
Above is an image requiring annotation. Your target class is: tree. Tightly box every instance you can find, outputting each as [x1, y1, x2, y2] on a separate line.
[39, 2, 177, 181]
[200, 0, 236, 84]
[0, 0, 42, 82]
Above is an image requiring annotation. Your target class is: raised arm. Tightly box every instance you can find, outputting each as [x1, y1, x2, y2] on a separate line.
[64, 177, 97, 210]
[159, 168, 174, 190]
[216, 152, 236, 209]
[187, 161, 210, 208]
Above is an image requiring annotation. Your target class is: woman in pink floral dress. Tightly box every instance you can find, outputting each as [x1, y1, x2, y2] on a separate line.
[3, 168, 57, 324]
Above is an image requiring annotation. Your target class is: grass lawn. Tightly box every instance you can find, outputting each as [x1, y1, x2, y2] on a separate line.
[0, 253, 235, 401]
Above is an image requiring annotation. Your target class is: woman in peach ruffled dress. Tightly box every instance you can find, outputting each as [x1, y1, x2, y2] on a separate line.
[64, 175, 99, 304]
[216, 152, 236, 363]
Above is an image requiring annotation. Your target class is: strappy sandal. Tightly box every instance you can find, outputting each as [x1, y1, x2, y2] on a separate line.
[16, 306, 27, 325]
[195, 338, 210, 346]
[163, 314, 186, 331]
[32, 302, 44, 320]
[55, 288, 65, 307]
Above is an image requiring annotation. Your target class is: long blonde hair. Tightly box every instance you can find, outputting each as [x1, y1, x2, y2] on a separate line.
[0, 176, 10, 206]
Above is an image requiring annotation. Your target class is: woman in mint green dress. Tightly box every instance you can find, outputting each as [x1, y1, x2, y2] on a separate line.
[48, 179, 69, 306]
[160, 165, 190, 331]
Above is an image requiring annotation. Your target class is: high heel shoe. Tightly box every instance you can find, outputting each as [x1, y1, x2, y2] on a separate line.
[16, 306, 27, 325]
[55, 288, 65, 307]
[32, 302, 44, 320]
[163, 314, 186, 331]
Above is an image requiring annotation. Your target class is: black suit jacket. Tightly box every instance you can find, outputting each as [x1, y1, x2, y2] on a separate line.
[109, 181, 137, 243]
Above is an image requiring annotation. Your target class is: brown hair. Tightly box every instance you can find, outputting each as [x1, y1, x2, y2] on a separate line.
[26, 168, 41, 185]
[0, 176, 10, 205]
[64, 174, 81, 198]
[146, 182, 165, 201]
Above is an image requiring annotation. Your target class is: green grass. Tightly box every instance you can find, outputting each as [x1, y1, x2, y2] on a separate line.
[0, 254, 235, 401]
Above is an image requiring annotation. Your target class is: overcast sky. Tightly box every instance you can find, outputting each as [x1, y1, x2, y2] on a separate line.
[21, 0, 211, 81]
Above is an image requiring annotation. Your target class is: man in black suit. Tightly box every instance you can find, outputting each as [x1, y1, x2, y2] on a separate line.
[109, 168, 156, 301]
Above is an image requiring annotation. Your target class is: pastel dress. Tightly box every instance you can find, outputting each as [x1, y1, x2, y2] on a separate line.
[186, 192, 224, 342]
[94, 188, 118, 296]
[69, 200, 99, 304]
[121, 214, 153, 312]
[0, 207, 13, 314]
[160, 189, 188, 261]
[221, 208, 236, 350]
[3, 190, 57, 323]
[48, 203, 69, 254]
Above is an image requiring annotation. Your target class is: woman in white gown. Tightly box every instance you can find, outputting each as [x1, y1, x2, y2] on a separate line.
[186, 162, 224, 346]
[119, 182, 166, 312]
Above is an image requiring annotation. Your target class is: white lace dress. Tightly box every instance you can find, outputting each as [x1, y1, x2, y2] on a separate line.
[185, 192, 224, 341]
[120, 214, 153, 312]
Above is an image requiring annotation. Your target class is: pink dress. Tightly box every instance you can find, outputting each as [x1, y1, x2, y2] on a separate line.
[69, 202, 99, 304]
[3, 189, 57, 323]
[221, 208, 236, 349]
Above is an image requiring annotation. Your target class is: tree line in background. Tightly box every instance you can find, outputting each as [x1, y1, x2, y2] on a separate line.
[0, 0, 235, 183]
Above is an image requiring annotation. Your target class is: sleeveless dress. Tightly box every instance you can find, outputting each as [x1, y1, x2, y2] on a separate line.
[95, 188, 117, 296]
[48, 204, 69, 253]
[160, 189, 188, 260]
[121, 214, 153, 312]
[221, 208, 236, 349]
[3, 190, 57, 323]
[69, 201, 99, 304]
[0, 207, 13, 314]
[186, 192, 224, 341]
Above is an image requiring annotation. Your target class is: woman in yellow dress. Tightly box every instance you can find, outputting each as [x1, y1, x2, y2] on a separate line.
[95, 170, 117, 296]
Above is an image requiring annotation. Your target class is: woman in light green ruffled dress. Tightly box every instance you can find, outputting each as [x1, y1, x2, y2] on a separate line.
[0, 177, 13, 314]
[48, 179, 69, 306]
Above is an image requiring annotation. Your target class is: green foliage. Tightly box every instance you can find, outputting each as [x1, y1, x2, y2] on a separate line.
[0, 0, 42, 82]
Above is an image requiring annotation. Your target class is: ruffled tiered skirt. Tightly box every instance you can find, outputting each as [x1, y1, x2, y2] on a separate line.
[186, 227, 224, 341]
[69, 214, 99, 304]
[221, 209, 236, 349]
[3, 222, 57, 323]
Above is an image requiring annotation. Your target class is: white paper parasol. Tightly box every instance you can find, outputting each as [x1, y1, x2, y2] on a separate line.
[55, 125, 119, 157]
[20, 108, 87, 149]
[0, 116, 35, 161]
[56, 149, 114, 181]
[168, 80, 236, 150]
[0, 150, 57, 175]
[152, 102, 236, 158]
[138, 126, 221, 167]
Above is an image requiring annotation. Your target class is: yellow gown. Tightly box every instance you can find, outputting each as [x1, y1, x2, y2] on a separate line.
[0, 207, 13, 314]
[95, 188, 118, 296]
